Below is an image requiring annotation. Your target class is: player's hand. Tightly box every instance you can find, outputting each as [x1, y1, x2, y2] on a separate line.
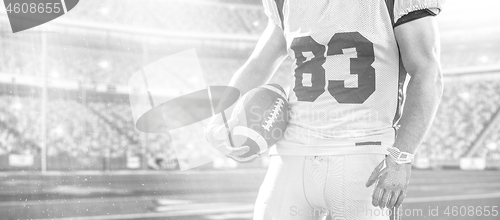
[204, 115, 259, 163]
[366, 156, 412, 209]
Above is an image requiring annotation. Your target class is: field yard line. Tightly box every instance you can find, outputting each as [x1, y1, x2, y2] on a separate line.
[0, 192, 255, 207]
[154, 202, 246, 212]
[35, 204, 255, 220]
[204, 212, 255, 220]
[410, 182, 500, 190]
[405, 192, 500, 203]
[0, 196, 156, 207]
[0, 169, 266, 177]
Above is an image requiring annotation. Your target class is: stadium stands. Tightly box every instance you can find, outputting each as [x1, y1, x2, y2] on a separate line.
[57, 0, 266, 35]
[1, 71, 500, 170]
[0, 97, 131, 157]
[418, 75, 500, 162]
[1, 35, 499, 169]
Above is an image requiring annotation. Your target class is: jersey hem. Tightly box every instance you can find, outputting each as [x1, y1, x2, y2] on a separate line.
[268, 144, 389, 156]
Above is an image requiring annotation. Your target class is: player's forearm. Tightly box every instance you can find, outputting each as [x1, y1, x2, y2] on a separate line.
[228, 56, 282, 96]
[394, 66, 443, 154]
[209, 21, 286, 124]
[227, 21, 287, 96]
[393, 15, 442, 155]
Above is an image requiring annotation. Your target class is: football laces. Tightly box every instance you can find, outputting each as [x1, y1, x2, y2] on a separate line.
[262, 98, 285, 132]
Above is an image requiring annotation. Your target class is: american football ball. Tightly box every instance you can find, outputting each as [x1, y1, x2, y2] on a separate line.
[230, 84, 289, 159]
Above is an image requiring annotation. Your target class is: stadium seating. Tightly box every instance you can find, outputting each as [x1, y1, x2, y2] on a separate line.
[1, 40, 500, 168]
[0, 97, 130, 157]
[1, 73, 500, 168]
[58, 0, 266, 35]
[418, 76, 500, 161]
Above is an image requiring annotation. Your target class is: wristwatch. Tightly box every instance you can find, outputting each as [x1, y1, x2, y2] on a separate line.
[387, 147, 414, 164]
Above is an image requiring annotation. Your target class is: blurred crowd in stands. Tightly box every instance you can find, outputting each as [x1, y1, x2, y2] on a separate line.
[418, 77, 500, 161]
[60, 0, 267, 35]
[1, 73, 499, 167]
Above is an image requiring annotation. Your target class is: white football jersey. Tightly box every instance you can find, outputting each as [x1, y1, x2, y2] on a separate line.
[263, 0, 443, 155]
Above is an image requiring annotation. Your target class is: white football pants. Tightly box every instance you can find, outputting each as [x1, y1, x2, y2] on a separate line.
[254, 154, 400, 220]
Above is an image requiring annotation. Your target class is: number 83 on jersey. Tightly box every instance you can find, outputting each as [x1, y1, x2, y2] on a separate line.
[291, 32, 376, 104]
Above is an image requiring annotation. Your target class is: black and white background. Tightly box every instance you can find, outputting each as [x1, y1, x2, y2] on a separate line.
[0, 0, 500, 219]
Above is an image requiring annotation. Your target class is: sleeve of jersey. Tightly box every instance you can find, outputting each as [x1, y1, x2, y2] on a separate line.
[261, 0, 283, 29]
[393, 0, 444, 24]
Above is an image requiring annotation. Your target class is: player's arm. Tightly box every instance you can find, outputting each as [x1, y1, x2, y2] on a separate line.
[393, 16, 443, 155]
[367, 13, 443, 209]
[228, 19, 288, 95]
[205, 19, 287, 161]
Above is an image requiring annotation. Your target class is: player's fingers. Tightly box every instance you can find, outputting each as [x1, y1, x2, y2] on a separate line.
[228, 155, 244, 162]
[229, 153, 259, 163]
[214, 144, 231, 155]
[214, 123, 233, 140]
[229, 145, 250, 156]
[380, 189, 392, 209]
[394, 190, 407, 208]
[230, 153, 260, 163]
[387, 190, 401, 209]
[366, 161, 384, 187]
[372, 187, 383, 207]
[381, 170, 389, 180]
[226, 117, 239, 130]
[213, 117, 239, 141]
[372, 172, 389, 207]
[376, 172, 388, 187]
[207, 125, 225, 143]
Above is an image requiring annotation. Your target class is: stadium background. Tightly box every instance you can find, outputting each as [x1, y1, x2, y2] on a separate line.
[0, 0, 500, 219]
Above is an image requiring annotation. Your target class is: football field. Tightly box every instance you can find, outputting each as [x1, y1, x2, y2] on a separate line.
[0, 169, 499, 220]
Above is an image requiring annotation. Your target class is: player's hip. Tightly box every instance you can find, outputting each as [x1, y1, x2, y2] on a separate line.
[255, 154, 390, 220]
[270, 125, 395, 156]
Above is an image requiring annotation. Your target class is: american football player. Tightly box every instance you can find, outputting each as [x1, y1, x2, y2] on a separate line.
[206, 0, 444, 219]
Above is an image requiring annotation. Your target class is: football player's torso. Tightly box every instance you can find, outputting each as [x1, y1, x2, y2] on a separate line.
[278, 0, 404, 150]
